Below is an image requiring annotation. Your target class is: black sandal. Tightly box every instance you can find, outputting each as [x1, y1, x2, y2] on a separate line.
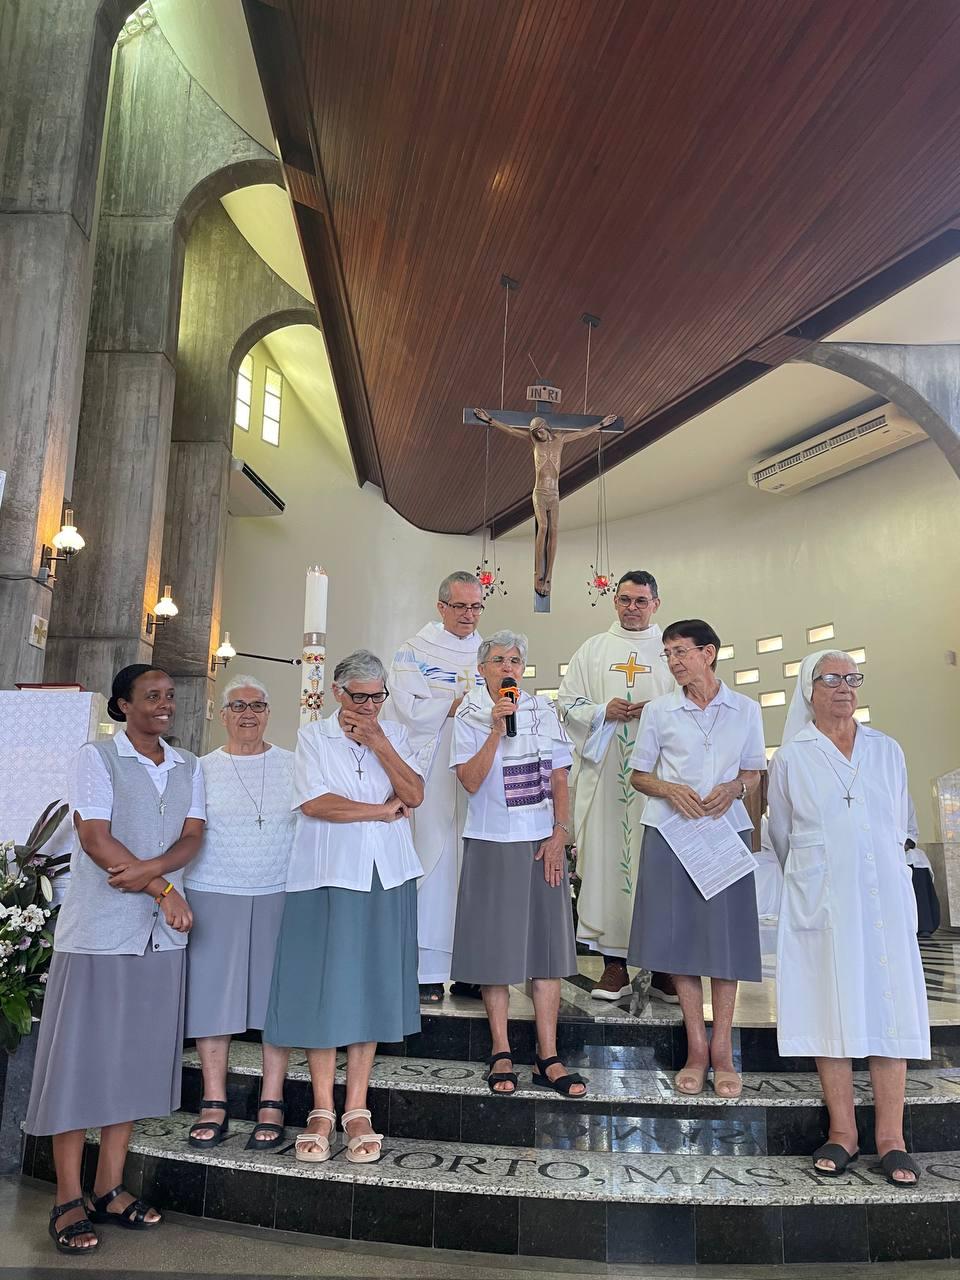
[531, 1054, 588, 1097]
[419, 983, 445, 1003]
[812, 1142, 859, 1176]
[450, 981, 483, 1000]
[48, 1197, 100, 1254]
[871, 1149, 921, 1186]
[188, 1098, 229, 1149]
[245, 1098, 287, 1151]
[485, 1051, 518, 1095]
[89, 1185, 163, 1230]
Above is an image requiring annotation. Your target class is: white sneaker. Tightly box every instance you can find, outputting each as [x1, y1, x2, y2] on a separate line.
[590, 962, 632, 1001]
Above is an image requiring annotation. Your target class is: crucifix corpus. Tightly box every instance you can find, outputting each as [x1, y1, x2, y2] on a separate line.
[464, 385, 623, 610]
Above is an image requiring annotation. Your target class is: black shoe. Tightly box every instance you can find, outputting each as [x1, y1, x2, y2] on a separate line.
[450, 981, 482, 999]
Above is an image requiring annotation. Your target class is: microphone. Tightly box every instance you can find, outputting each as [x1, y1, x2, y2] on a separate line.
[500, 676, 519, 738]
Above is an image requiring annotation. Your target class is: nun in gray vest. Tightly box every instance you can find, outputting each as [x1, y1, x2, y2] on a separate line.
[24, 665, 205, 1255]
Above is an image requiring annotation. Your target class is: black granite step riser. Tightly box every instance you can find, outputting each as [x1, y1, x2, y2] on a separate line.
[179, 1069, 960, 1157]
[21, 1138, 960, 1265]
[236, 1022, 960, 1074]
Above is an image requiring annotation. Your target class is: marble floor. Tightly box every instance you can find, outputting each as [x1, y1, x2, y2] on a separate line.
[436, 935, 960, 1029]
[6, 1175, 960, 1280]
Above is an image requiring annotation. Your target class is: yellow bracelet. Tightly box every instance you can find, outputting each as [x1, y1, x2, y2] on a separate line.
[155, 881, 174, 903]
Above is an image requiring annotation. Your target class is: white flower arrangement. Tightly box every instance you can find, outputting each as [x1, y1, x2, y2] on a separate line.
[1, 805, 69, 1053]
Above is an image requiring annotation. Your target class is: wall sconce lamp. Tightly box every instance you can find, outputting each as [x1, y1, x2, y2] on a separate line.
[40, 508, 86, 582]
[146, 584, 178, 634]
[209, 628, 302, 673]
[210, 632, 237, 672]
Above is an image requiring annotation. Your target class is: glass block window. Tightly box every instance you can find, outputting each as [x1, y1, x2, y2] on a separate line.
[523, 665, 536, 679]
[807, 623, 835, 643]
[734, 668, 760, 685]
[558, 663, 569, 677]
[262, 367, 282, 446]
[756, 635, 783, 654]
[783, 660, 801, 679]
[765, 745, 778, 762]
[759, 690, 786, 708]
[234, 353, 253, 431]
[536, 688, 559, 701]
[717, 645, 735, 661]
[853, 706, 871, 723]
[848, 647, 866, 663]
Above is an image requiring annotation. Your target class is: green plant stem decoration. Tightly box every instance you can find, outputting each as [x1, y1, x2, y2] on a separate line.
[1, 800, 70, 1053]
[616, 692, 638, 897]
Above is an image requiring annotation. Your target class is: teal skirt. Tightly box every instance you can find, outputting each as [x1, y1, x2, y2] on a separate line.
[264, 869, 420, 1049]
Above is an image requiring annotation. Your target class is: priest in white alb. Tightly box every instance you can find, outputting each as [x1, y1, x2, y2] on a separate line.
[386, 572, 484, 1002]
[558, 571, 675, 1001]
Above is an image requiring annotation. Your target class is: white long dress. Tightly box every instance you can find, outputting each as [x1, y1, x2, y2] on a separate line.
[557, 622, 674, 956]
[385, 621, 483, 983]
[768, 724, 929, 1060]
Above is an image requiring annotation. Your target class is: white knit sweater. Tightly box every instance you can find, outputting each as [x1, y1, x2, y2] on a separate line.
[185, 745, 295, 895]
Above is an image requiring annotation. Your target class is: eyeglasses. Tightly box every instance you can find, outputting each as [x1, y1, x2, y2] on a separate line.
[662, 645, 705, 661]
[814, 673, 864, 688]
[441, 602, 484, 614]
[225, 700, 269, 713]
[341, 688, 390, 704]
[616, 595, 656, 609]
[483, 656, 525, 667]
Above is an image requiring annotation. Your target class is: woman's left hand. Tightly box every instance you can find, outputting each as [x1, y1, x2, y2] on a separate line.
[700, 781, 740, 818]
[107, 859, 158, 893]
[535, 834, 567, 887]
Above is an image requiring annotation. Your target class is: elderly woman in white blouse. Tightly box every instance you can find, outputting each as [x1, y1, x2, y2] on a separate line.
[264, 650, 424, 1163]
[769, 650, 929, 1186]
[184, 675, 296, 1152]
[450, 630, 586, 1099]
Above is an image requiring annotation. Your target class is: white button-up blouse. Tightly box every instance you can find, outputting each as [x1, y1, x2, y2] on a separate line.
[629, 682, 766, 832]
[285, 714, 425, 893]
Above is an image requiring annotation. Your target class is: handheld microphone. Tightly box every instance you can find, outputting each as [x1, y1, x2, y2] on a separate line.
[500, 676, 519, 738]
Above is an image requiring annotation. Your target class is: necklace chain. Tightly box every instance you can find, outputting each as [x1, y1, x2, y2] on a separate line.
[819, 748, 859, 807]
[688, 704, 722, 746]
[227, 748, 267, 828]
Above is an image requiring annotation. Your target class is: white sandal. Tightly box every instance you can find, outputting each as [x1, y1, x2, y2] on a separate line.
[294, 1108, 336, 1163]
[341, 1108, 384, 1164]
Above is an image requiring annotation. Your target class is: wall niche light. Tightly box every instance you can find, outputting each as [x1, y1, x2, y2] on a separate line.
[210, 631, 237, 672]
[146, 584, 178, 634]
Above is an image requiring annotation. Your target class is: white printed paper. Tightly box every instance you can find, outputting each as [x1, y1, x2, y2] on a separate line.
[660, 812, 758, 900]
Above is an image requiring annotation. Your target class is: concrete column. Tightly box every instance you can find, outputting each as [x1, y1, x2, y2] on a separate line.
[0, 0, 127, 686]
[798, 342, 960, 479]
[151, 201, 314, 752]
[45, 21, 275, 694]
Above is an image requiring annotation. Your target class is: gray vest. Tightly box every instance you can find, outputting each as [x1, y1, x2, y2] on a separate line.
[55, 738, 196, 955]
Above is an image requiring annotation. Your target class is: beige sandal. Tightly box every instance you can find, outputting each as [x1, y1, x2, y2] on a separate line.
[341, 1107, 384, 1164]
[713, 1070, 743, 1098]
[294, 1108, 335, 1163]
[673, 1065, 707, 1095]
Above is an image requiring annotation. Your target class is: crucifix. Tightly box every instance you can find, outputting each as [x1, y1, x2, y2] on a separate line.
[255, 814, 265, 829]
[348, 748, 366, 781]
[465, 378, 623, 611]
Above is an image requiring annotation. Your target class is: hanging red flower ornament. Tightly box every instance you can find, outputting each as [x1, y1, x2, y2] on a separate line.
[587, 565, 615, 607]
[475, 559, 507, 601]
[478, 568, 495, 588]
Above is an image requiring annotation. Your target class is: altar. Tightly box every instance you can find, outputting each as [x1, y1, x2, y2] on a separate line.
[0, 691, 110, 864]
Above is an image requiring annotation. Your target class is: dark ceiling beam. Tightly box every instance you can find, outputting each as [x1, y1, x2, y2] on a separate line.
[241, 0, 383, 492]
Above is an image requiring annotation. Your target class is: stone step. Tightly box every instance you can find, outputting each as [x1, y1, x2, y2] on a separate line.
[23, 1115, 960, 1264]
[181, 1043, 960, 1156]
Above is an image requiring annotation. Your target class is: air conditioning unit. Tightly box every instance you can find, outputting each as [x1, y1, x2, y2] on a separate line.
[228, 457, 285, 517]
[747, 403, 926, 495]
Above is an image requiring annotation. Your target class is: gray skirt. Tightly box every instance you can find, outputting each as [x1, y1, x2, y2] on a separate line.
[184, 890, 284, 1038]
[25, 948, 185, 1136]
[264, 870, 420, 1049]
[627, 825, 761, 982]
[451, 838, 578, 985]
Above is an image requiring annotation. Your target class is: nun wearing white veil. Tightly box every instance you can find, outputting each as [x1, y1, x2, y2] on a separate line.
[768, 650, 929, 1186]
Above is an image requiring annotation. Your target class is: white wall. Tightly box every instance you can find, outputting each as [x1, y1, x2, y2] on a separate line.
[220, 348, 960, 841]
[490, 439, 960, 842]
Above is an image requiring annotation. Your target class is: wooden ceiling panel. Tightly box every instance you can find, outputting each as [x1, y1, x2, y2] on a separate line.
[248, 0, 960, 532]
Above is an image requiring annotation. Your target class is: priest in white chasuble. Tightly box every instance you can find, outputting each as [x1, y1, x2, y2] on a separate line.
[558, 571, 675, 1001]
[385, 572, 485, 1002]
